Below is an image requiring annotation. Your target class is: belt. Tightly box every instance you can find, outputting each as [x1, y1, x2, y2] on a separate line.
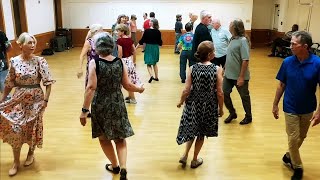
[16, 84, 41, 88]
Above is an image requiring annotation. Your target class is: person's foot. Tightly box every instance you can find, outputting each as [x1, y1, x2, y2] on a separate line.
[268, 53, 276, 57]
[8, 162, 19, 176]
[239, 116, 252, 125]
[282, 153, 293, 169]
[291, 168, 303, 180]
[148, 76, 154, 83]
[181, 79, 185, 83]
[179, 156, 188, 168]
[174, 51, 180, 54]
[125, 99, 137, 104]
[153, 77, 159, 81]
[190, 158, 203, 169]
[87, 112, 91, 118]
[105, 164, 120, 174]
[224, 113, 237, 123]
[120, 168, 127, 180]
[125, 97, 130, 100]
[24, 154, 34, 166]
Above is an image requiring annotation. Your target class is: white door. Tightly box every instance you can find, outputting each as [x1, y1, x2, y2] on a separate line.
[273, 4, 280, 30]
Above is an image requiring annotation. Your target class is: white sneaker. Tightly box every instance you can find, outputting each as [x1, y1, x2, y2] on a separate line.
[125, 99, 137, 104]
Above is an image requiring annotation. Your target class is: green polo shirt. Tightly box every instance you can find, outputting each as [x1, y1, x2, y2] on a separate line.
[224, 36, 250, 80]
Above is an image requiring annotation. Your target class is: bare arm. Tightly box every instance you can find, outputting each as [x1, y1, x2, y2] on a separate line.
[311, 87, 320, 127]
[131, 44, 136, 64]
[117, 45, 123, 58]
[272, 81, 286, 119]
[216, 67, 224, 116]
[237, 60, 249, 87]
[77, 40, 90, 78]
[121, 63, 144, 93]
[177, 68, 192, 107]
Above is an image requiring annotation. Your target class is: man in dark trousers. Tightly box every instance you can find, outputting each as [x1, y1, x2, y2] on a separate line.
[190, 10, 212, 66]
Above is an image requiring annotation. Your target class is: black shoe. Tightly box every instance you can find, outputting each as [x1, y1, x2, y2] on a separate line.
[282, 153, 293, 169]
[120, 169, 127, 180]
[142, 50, 145, 53]
[291, 168, 303, 180]
[105, 164, 120, 174]
[174, 51, 180, 54]
[181, 79, 185, 83]
[148, 76, 154, 83]
[87, 112, 91, 118]
[125, 97, 130, 100]
[153, 77, 159, 81]
[224, 113, 237, 123]
[268, 53, 276, 57]
[239, 116, 252, 125]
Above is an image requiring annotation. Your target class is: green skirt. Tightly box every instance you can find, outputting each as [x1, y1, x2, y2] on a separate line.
[144, 44, 159, 65]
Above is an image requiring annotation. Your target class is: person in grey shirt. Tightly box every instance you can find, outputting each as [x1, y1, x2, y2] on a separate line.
[223, 19, 252, 125]
[210, 19, 231, 67]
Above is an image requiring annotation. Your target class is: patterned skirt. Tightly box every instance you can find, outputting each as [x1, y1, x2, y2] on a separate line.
[122, 56, 142, 86]
[144, 44, 159, 65]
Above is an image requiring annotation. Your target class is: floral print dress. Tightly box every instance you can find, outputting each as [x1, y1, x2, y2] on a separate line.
[0, 56, 55, 150]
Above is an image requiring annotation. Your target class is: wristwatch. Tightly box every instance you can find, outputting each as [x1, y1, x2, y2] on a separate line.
[82, 108, 89, 113]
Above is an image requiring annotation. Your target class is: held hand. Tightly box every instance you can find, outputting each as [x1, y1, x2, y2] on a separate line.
[311, 112, 320, 127]
[272, 105, 279, 119]
[237, 77, 244, 87]
[177, 102, 183, 108]
[77, 69, 83, 79]
[42, 101, 48, 108]
[138, 84, 145, 93]
[80, 112, 88, 126]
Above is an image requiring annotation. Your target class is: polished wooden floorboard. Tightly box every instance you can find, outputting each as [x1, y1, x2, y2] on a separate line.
[1, 47, 320, 180]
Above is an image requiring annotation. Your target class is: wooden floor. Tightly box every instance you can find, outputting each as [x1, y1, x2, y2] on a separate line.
[1, 47, 320, 180]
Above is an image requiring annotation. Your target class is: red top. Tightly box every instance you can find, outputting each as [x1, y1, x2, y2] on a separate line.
[117, 38, 134, 58]
[143, 19, 151, 30]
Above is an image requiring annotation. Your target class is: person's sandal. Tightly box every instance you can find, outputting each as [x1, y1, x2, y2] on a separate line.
[179, 156, 187, 168]
[24, 155, 34, 166]
[105, 164, 120, 174]
[190, 158, 203, 169]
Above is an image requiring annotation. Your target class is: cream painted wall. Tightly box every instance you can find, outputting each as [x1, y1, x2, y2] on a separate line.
[25, 0, 55, 35]
[251, 0, 273, 29]
[61, 0, 253, 30]
[2, 0, 15, 40]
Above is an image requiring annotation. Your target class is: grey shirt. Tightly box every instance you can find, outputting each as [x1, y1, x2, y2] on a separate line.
[224, 36, 250, 80]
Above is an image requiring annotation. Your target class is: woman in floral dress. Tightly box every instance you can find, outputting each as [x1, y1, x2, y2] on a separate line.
[0, 32, 55, 176]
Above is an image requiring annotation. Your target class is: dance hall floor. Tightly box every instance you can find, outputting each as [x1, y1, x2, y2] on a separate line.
[1, 47, 320, 180]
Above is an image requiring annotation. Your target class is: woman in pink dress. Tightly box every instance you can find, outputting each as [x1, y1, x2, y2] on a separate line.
[0, 32, 55, 176]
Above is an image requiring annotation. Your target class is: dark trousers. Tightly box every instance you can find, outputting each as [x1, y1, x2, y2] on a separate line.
[179, 50, 193, 80]
[271, 38, 290, 54]
[211, 55, 226, 67]
[223, 78, 252, 118]
[175, 33, 182, 52]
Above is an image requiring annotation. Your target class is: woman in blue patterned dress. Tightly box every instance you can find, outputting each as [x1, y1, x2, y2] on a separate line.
[176, 41, 224, 169]
[79, 32, 144, 180]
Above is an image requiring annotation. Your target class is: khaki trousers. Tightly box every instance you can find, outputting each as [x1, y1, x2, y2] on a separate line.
[285, 112, 313, 169]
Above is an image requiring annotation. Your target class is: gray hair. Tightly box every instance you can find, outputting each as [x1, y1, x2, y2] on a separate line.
[16, 32, 37, 45]
[87, 24, 103, 39]
[93, 32, 114, 56]
[292, 31, 313, 49]
[212, 18, 220, 24]
[200, 10, 211, 20]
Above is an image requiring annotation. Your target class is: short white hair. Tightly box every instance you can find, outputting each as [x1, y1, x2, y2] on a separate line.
[16, 32, 37, 45]
[200, 10, 211, 19]
[90, 24, 103, 34]
[212, 18, 220, 24]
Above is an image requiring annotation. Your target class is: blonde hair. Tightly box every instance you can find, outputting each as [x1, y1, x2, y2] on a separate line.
[16, 32, 37, 45]
[87, 24, 103, 39]
[115, 24, 130, 35]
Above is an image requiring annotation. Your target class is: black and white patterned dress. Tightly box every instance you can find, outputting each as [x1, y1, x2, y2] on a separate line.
[91, 57, 134, 140]
[176, 63, 219, 145]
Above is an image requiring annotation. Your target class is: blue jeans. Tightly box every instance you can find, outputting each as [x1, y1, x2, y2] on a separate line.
[179, 50, 193, 80]
[175, 33, 182, 52]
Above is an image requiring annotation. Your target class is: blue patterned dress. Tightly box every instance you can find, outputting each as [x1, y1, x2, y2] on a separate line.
[176, 63, 218, 145]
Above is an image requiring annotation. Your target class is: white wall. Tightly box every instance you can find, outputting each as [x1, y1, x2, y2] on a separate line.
[2, 0, 15, 40]
[25, 0, 55, 35]
[62, 0, 254, 30]
[251, 0, 273, 29]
